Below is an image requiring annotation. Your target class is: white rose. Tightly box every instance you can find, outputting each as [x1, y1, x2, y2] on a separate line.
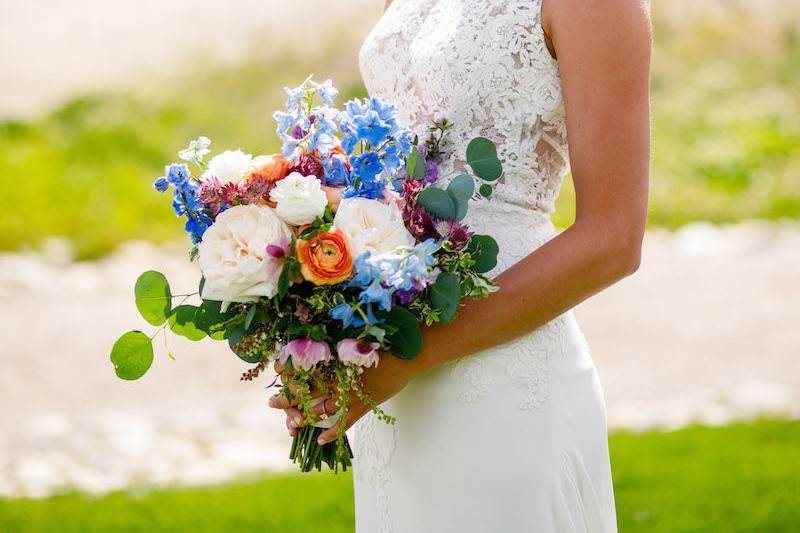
[269, 172, 328, 226]
[201, 149, 255, 185]
[333, 197, 415, 257]
[199, 205, 291, 309]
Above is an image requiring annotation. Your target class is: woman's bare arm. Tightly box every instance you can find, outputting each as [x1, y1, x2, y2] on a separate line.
[408, 0, 653, 374]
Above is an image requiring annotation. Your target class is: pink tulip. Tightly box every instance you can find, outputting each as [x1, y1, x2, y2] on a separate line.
[336, 338, 380, 368]
[279, 338, 332, 371]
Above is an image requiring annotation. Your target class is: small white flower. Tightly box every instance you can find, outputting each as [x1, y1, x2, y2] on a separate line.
[178, 136, 212, 163]
[333, 197, 415, 257]
[201, 149, 255, 186]
[269, 172, 328, 226]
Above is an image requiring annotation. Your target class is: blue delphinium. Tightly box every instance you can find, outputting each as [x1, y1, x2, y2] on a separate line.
[338, 96, 413, 199]
[153, 163, 210, 244]
[273, 77, 341, 160]
[329, 241, 441, 328]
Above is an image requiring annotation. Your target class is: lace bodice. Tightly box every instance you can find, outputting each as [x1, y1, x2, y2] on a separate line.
[359, 0, 570, 223]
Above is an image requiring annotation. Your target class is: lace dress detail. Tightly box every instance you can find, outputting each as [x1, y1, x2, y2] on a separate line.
[353, 1, 617, 532]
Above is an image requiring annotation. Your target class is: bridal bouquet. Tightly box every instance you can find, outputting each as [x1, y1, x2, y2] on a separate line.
[110, 77, 503, 472]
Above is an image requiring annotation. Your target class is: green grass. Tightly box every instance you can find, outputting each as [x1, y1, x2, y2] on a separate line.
[1, 419, 798, 532]
[1, 5, 798, 258]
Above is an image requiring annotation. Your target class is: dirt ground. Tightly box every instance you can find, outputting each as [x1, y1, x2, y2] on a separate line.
[0, 221, 798, 497]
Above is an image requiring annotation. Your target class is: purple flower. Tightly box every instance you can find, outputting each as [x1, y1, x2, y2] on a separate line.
[278, 339, 332, 371]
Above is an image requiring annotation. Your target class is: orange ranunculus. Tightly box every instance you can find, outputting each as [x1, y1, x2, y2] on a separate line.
[247, 155, 291, 184]
[296, 228, 353, 285]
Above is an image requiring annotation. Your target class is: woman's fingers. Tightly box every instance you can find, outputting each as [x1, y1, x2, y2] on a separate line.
[316, 404, 367, 445]
[268, 386, 327, 409]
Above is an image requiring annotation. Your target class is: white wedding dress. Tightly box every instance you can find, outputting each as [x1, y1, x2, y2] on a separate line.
[353, 1, 617, 532]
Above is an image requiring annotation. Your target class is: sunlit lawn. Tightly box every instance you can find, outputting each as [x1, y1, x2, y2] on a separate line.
[0, 3, 798, 259]
[1, 419, 798, 532]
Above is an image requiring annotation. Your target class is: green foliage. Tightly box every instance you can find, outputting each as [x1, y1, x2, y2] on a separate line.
[109, 331, 153, 380]
[466, 137, 503, 181]
[465, 235, 499, 274]
[416, 187, 457, 221]
[406, 145, 427, 181]
[446, 174, 475, 221]
[134, 271, 171, 326]
[381, 306, 423, 360]
[168, 305, 206, 341]
[429, 271, 461, 324]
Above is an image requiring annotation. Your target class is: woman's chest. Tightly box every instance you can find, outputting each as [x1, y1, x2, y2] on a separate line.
[359, 0, 547, 118]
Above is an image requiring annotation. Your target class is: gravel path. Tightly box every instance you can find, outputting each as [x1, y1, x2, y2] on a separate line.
[0, 221, 798, 498]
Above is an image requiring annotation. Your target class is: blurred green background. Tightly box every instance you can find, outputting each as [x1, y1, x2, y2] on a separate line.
[0, 0, 798, 531]
[1, 2, 798, 259]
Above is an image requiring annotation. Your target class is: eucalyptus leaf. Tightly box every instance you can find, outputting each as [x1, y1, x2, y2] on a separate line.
[466, 137, 503, 181]
[110, 331, 154, 380]
[429, 272, 461, 324]
[447, 174, 475, 201]
[479, 184, 493, 198]
[382, 306, 423, 360]
[228, 323, 260, 363]
[168, 305, 206, 341]
[244, 305, 257, 331]
[407, 145, 427, 181]
[196, 299, 234, 339]
[417, 187, 456, 221]
[466, 235, 500, 274]
[134, 271, 171, 326]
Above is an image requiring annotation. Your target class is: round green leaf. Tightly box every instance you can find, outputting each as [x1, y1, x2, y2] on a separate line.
[134, 271, 172, 326]
[417, 187, 456, 221]
[382, 306, 423, 360]
[447, 175, 474, 221]
[466, 137, 503, 181]
[168, 305, 207, 341]
[479, 184, 493, 198]
[196, 299, 234, 339]
[110, 331, 154, 380]
[467, 235, 500, 273]
[447, 174, 475, 201]
[227, 323, 261, 363]
[430, 272, 461, 324]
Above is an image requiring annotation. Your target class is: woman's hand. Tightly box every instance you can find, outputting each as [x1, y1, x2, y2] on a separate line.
[268, 352, 419, 444]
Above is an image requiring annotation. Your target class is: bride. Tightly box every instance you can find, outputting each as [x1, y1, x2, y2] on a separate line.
[270, 0, 652, 531]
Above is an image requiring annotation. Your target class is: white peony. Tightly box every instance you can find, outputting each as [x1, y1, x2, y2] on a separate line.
[198, 205, 292, 309]
[269, 172, 328, 226]
[201, 149, 255, 185]
[333, 197, 415, 258]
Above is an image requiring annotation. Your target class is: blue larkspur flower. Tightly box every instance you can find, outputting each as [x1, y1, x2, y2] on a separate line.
[153, 177, 170, 192]
[360, 279, 393, 311]
[323, 155, 350, 186]
[166, 163, 190, 186]
[351, 152, 384, 181]
[312, 79, 339, 107]
[330, 303, 356, 328]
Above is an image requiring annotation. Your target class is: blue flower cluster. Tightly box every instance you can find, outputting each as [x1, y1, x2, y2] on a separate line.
[273, 79, 340, 161]
[272, 78, 413, 201]
[329, 240, 441, 329]
[338, 98, 412, 199]
[153, 163, 211, 244]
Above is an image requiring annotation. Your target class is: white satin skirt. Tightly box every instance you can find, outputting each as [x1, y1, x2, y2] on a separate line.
[352, 310, 617, 533]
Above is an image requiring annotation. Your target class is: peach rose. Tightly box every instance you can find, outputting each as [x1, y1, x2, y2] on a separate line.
[296, 228, 353, 285]
[321, 185, 343, 213]
[247, 154, 291, 184]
